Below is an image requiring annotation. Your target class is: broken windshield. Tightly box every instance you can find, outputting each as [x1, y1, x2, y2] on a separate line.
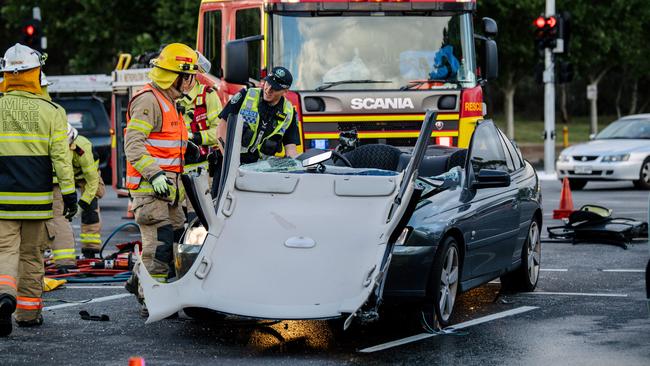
[240, 157, 399, 176]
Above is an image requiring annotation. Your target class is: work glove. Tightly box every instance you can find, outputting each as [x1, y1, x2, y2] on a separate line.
[150, 172, 171, 198]
[191, 132, 203, 146]
[184, 140, 201, 164]
[62, 192, 78, 221]
[78, 199, 91, 212]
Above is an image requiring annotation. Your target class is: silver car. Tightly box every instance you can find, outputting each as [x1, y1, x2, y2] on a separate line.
[556, 114, 650, 190]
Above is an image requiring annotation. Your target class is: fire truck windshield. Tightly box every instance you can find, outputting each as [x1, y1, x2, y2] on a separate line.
[271, 13, 477, 91]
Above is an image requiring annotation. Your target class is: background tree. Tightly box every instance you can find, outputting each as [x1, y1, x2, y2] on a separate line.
[477, 0, 543, 139]
[0, 0, 199, 74]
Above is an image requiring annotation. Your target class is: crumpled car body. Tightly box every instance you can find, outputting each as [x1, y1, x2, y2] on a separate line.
[134, 111, 438, 324]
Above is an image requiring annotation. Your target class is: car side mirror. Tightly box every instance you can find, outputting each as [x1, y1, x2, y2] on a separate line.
[472, 169, 510, 189]
[589, 133, 596, 140]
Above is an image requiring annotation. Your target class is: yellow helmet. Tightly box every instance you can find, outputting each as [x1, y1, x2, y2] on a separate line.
[150, 43, 198, 74]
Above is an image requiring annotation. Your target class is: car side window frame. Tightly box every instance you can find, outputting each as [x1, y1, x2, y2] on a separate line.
[466, 120, 509, 175]
[497, 130, 524, 172]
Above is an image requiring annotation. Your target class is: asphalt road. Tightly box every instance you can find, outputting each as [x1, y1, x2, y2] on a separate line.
[1, 179, 649, 365]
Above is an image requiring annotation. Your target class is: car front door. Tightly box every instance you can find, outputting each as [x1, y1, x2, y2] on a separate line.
[463, 121, 520, 279]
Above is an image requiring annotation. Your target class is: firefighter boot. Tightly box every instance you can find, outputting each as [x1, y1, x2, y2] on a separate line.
[0, 294, 17, 337]
[16, 314, 43, 328]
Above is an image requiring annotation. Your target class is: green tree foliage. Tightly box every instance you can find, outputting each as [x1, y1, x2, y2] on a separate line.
[0, 0, 199, 74]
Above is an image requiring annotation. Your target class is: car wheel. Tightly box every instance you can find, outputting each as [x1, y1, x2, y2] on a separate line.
[568, 179, 587, 190]
[501, 219, 541, 292]
[183, 307, 226, 321]
[422, 237, 460, 328]
[633, 158, 650, 190]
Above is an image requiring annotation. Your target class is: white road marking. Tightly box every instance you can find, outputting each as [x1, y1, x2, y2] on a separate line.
[522, 291, 628, 298]
[601, 269, 646, 273]
[44, 293, 131, 311]
[358, 306, 538, 353]
[541, 268, 568, 272]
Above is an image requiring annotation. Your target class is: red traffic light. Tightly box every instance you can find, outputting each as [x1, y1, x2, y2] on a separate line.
[24, 24, 35, 36]
[546, 16, 557, 28]
[534, 16, 546, 28]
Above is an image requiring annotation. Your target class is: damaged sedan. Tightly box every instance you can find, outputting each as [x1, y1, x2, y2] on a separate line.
[135, 112, 542, 329]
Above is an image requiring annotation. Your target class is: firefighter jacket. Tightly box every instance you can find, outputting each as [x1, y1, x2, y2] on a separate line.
[179, 82, 222, 146]
[124, 83, 187, 195]
[0, 90, 75, 219]
[52, 135, 100, 205]
[71, 135, 100, 204]
[239, 88, 294, 159]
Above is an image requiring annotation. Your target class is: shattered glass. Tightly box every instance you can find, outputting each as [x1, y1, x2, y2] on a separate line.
[240, 157, 399, 176]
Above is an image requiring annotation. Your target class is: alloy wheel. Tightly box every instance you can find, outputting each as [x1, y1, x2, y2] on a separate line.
[439, 245, 459, 322]
[527, 221, 541, 285]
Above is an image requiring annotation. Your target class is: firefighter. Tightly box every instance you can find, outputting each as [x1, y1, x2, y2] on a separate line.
[0, 44, 76, 336]
[178, 51, 222, 175]
[50, 124, 106, 269]
[123, 43, 198, 315]
[213, 66, 300, 196]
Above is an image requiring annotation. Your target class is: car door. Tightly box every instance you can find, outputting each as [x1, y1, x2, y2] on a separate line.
[463, 121, 520, 278]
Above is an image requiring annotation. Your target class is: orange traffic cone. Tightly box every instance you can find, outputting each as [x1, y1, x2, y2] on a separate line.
[553, 177, 575, 219]
[123, 197, 134, 220]
[128, 357, 145, 366]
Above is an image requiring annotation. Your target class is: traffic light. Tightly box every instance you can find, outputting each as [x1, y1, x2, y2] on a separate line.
[20, 19, 42, 51]
[534, 15, 559, 54]
[556, 61, 573, 84]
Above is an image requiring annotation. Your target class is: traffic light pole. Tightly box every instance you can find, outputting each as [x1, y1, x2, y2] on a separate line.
[543, 0, 555, 175]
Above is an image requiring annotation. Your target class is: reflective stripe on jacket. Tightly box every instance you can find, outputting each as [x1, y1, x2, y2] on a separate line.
[238, 88, 293, 158]
[0, 90, 75, 219]
[125, 84, 187, 190]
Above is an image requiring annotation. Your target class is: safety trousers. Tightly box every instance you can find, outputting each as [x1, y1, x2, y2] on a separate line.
[50, 178, 105, 266]
[77, 177, 105, 251]
[50, 185, 76, 267]
[132, 194, 185, 282]
[0, 219, 52, 322]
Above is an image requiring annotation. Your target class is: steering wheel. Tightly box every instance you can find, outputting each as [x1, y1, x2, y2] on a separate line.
[331, 150, 353, 167]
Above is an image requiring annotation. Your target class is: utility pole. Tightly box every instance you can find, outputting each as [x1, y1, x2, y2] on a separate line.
[543, 0, 555, 175]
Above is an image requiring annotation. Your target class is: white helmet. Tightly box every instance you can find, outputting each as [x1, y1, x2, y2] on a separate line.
[40, 71, 52, 87]
[0, 43, 46, 73]
[66, 123, 78, 144]
[196, 50, 211, 74]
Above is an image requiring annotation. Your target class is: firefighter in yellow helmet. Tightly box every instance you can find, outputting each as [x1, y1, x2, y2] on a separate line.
[123, 43, 200, 316]
[0, 44, 76, 336]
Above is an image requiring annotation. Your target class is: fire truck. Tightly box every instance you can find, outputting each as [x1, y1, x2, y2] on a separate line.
[111, 0, 497, 194]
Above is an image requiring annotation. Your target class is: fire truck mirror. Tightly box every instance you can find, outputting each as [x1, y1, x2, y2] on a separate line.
[225, 40, 249, 85]
[483, 39, 498, 81]
[482, 17, 498, 39]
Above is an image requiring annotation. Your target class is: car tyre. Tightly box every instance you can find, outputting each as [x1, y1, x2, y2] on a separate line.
[501, 219, 541, 292]
[422, 236, 460, 328]
[568, 179, 587, 190]
[633, 158, 650, 190]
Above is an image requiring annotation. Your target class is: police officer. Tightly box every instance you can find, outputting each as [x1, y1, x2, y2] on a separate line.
[0, 44, 76, 336]
[213, 66, 300, 196]
[123, 43, 198, 316]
